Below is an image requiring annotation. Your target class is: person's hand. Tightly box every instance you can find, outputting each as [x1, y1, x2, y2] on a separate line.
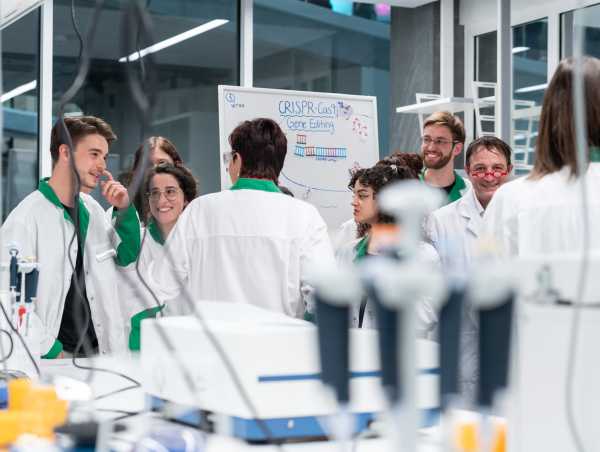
[100, 170, 130, 210]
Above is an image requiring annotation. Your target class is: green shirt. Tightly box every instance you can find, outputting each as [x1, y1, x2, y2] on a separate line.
[419, 170, 469, 205]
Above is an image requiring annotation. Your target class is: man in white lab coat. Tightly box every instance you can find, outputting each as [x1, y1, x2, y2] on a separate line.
[151, 118, 334, 318]
[427, 136, 513, 272]
[0, 116, 140, 358]
[426, 136, 512, 403]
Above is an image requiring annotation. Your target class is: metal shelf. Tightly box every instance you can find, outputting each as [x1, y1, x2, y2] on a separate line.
[396, 97, 475, 115]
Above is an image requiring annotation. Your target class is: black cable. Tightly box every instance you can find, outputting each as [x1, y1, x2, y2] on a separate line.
[71, 0, 84, 63]
[564, 26, 591, 452]
[120, 3, 283, 447]
[0, 329, 14, 363]
[94, 383, 140, 401]
[56, 0, 143, 393]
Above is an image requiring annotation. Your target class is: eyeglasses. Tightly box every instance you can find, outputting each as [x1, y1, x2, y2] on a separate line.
[420, 136, 457, 147]
[146, 187, 181, 202]
[470, 169, 509, 178]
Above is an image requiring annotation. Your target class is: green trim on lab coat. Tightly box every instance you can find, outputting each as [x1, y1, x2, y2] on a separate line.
[129, 304, 165, 351]
[41, 339, 63, 359]
[230, 178, 282, 193]
[38, 178, 89, 245]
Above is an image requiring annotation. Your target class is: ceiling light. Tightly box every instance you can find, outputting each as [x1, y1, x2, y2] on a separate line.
[512, 46, 530, 54]
[515, 83, 548, 94]
[1, 80, 37, 103]
[119, 19, 229, 63]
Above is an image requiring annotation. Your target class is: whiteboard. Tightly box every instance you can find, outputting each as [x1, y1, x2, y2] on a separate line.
[218, 85, 380, 228]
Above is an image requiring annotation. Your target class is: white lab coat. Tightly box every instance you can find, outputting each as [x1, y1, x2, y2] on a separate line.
[0, 187, 136, 355]
[336, 238, 440, 336]
[426, 187, 484, 403]
[116, 225, 165, 338]
[482, 163, 600, 257]
[331, 218, 358, 252]
[150, 188, 335, 318]
[427, 188, 484, 275]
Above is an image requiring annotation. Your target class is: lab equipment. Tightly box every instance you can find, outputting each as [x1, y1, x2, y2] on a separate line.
[311, 264, 363, 442]
[0, 248, 41, 377]
[140, 302, 439, 443]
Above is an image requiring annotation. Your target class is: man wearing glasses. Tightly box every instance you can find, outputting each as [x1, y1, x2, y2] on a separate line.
[420, 111, 471, 204]
[426, 136, 512, 403]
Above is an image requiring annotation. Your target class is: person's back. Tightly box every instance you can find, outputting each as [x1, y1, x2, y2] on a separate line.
[166, 186, 331, 317]
[483, 56, 600, 258]
[485, 164, 600, 257]
[151, 118, 334, 318]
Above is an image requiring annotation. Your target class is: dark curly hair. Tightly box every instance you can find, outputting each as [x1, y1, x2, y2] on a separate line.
[144, 163, 198, 222]
[349, 152, 422, 237]
[119, 136, 184, 220]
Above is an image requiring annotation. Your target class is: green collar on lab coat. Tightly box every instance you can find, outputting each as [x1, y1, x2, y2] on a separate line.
[419, 170, 467, 205]
[230, 178, 282, 193]
[147, 220, 164, 246]
[354, 235, 369, 261]
[38, 178, 90, 245]
[590, 147, 600, 162]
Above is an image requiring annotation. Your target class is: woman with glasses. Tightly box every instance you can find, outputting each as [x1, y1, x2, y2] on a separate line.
[118, 136, 184, 222]
[337, 153, 439, 333]
[483, 56, 600, 257]
[119, 163, 197, 350]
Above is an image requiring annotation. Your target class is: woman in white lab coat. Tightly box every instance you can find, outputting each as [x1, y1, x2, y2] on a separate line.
[118, 136, 184, 222]
[337, 153, 440, 333]
[483, 56, 600, 257]
[118, 163, 198, 350]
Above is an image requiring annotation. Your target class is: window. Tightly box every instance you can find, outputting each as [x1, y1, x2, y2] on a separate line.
[1, 9, 40, 219]
[561, 4, 600, 59]
[474, 18, 548, 171]
[53, 1, 239, 205]
[254, 0, 390, 158]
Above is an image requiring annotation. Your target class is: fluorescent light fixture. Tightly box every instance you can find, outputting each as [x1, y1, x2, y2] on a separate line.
[512, 46, 530, 54]
[515, 83, 548, 94]
[119, 19, 229, 63]
[1, 80, 37, 103]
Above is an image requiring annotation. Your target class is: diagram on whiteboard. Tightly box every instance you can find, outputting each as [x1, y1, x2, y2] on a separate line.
[294, 134, 347, 161]
[219, 86, 379, 228]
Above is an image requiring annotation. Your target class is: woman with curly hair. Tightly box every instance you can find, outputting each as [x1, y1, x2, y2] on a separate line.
[338, 153, 439, 331]
[118, 136, 184, 222]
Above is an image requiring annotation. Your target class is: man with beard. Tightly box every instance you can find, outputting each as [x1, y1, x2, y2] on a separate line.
[426, 135, 512, 404]
[420, 111, 471, 204]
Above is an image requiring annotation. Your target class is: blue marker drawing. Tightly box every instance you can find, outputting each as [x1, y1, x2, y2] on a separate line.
[225, 92, 236, 105]
[280, 171, 347, 193]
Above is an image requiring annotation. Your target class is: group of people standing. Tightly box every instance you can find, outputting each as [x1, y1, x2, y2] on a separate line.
[0, 55, 598, 404]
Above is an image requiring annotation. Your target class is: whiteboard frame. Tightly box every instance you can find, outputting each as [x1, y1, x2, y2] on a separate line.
[217, 84, 380, 193]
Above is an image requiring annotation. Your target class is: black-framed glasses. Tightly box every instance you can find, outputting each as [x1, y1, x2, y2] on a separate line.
[146, 187, 181, 202]
[420, 136, 457, 147]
